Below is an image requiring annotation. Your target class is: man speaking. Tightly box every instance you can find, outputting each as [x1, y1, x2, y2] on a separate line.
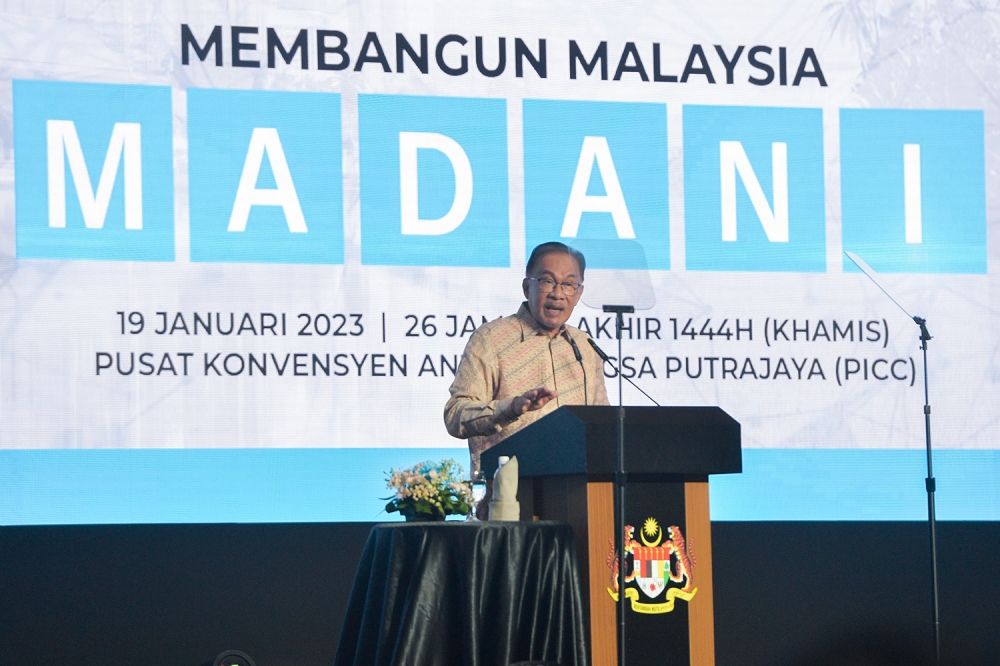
[444, 242, 609, 478]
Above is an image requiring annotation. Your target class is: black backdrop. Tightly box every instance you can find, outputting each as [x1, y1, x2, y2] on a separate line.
[1, 521, 997, 666]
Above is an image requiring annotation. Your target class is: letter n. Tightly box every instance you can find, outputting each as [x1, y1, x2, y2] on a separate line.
[719, 141, 787, 242]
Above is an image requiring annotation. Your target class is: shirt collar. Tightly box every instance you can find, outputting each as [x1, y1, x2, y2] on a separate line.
[516, 302, 566, 340]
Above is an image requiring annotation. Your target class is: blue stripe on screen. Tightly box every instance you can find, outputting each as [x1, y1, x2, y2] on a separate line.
[0, 448, 997, 525]
[709, 448, 1000, 521]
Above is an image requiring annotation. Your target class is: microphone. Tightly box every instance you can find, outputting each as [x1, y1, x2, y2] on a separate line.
[567, 335, 583, 362]
[566, 334, 587, 405]
[586, 337, 611, 363]
[587, 338, 661, 407]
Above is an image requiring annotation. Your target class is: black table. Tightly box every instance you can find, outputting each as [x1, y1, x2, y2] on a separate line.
[334, 521, 589, 666]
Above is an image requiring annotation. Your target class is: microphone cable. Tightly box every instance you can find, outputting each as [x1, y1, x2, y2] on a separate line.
[586, 337, 661, 407]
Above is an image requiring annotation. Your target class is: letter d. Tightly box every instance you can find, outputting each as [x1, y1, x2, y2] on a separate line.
[399, 132, 473, 235]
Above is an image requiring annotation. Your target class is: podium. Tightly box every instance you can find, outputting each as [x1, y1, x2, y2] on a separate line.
[481, 406, 741, 666]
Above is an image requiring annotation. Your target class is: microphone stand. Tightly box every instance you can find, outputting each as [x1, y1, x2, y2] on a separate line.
[846, 252, 940, 665]
[916, 315, 941, 666]
[602, 303, 634, 666]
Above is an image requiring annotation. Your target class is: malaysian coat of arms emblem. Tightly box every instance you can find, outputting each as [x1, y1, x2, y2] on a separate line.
[607, 517, 697, 614]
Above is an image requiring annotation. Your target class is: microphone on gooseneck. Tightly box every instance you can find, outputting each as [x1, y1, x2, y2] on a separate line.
[586, 337, 610, 363]
[586, 337, 661, 407]
[567, 335, 583, 362]
[566, 334, 587, 405]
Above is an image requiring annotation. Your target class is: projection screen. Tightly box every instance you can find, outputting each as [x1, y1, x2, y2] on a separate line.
[0, 0, 997, 524]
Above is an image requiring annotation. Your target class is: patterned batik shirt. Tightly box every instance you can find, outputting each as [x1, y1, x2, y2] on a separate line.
[444, 302, 609, 473]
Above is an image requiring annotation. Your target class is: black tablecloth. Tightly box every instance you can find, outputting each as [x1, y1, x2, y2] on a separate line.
[333, 521, 588, 666]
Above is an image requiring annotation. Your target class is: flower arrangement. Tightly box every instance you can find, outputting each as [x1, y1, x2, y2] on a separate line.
[384, 459, 474, 521]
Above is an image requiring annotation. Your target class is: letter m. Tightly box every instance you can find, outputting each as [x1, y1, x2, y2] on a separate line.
[47, 120, 143, 230]
[569, 40, 608, 80]
[720, 141, 788, 242]
[181, 24, 223, 66]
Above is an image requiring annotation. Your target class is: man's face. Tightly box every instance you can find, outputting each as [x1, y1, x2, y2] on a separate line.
[522, 252, 584, 333]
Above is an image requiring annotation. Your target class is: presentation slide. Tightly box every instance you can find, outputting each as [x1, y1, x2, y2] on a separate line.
[1, 0, 997, 524]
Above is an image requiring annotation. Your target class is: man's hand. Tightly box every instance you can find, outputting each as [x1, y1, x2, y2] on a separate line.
[510, 387, 558, 416]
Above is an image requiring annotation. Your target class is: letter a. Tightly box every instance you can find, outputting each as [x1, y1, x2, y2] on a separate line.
[399, 132, 473, 235]
[561, 136, 635, 239]
[720, 141, 788, 242]
[228, 127, 307, 233]
[47, 120, 143, 230]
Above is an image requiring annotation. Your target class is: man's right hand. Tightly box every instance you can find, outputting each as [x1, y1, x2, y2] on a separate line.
[510, 387, 558, 415]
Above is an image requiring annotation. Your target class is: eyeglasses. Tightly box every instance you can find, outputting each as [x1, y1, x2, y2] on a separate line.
[529, 277, 582, 296]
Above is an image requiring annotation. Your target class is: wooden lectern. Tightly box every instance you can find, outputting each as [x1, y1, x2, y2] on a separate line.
[481, 406, 741, 666]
